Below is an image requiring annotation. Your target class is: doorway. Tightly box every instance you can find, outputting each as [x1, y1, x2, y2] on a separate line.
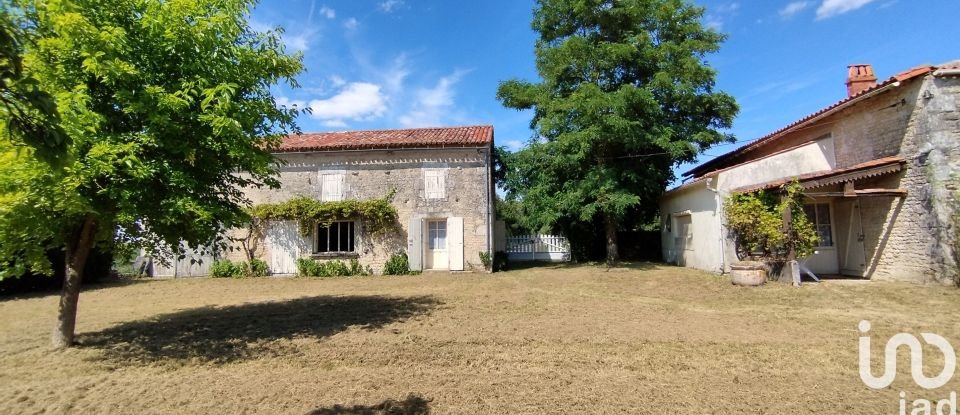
[425, 219, 449, 270]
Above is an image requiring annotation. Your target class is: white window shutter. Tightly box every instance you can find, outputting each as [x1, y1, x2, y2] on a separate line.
[424, 169, 445, 199]
[407, 217, 422, 272]
[321, 174, 344, 202]
[448, 217, 464, 271]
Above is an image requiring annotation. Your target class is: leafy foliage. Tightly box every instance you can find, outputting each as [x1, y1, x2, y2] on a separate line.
[0, 0, 304, 280]
[724, 182, 819, 261]
[496, 0, 738, 262]
[249, 193, 398, 236]
[210, 258, 268, 278]
[296, 258, 368, 278]
[478, 251, 492, 271]
[0, 5, 69, 164]
[383, 252, 414, 276]
[248, 258, 268, 277]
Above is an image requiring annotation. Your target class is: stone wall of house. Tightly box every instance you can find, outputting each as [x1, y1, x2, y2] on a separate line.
[829, 75, 960, 283]
[226, 146, 493, 275]
[704, 73, 959, 283]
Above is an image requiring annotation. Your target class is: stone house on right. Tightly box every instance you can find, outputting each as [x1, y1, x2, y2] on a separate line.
[660, 61, 960, 284]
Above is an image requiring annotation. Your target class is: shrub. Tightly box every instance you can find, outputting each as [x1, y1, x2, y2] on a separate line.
[211, 260, 244, 278]
[249, 258, 268, 277]
[724, 181, 818, 261]
[298, 258, 368, 277]
[383, 252, 412, 275]
[349, 259, 367, 276]
[297, 258, 322, 277]
[479, 251, 492, 271]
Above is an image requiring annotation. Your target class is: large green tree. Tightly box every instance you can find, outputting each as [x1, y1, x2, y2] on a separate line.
[0, 7, 68, 163]
[497, 0, 737, 263]
[0, 0, 303, 348]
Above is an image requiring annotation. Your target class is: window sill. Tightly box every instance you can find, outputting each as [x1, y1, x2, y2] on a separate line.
[310, 252, 359, 259]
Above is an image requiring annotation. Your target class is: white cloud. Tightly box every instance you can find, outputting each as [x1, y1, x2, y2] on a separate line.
[816, 0, 876, 19]
[779, 1, 811, 17]
[379, 0, 404, 13]
[398, 71, 468, 128]
[329, 75, 346, 87]
[319, 6, 336, 19]
[307, 83, 388, 125]
[284, 31, 315, 52]
[505, 140, 523, 151]
[343, 17, 359, 30]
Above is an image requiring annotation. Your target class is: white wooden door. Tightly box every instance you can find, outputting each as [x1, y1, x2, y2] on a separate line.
[425, 219, 448, 270]
[448, 217, 464, 271]
[802, 203, 840, 275]
[266, 220, 301, 275]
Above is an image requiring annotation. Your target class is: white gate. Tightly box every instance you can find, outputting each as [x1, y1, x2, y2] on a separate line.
[505, 234, 571, 262]
[265, 220, 306, 275]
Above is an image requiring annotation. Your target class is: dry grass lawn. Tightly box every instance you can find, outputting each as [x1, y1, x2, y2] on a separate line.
[1, 264, 959, 414]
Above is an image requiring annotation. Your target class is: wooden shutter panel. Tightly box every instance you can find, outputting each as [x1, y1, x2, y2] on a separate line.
[448, 217, 464, 271]
[407, 217, 422, 272]
[424, 169, 445, 199]
[321, 174, 344, 202]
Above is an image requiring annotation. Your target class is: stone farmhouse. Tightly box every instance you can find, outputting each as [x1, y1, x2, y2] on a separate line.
[660, 61, 960, 283]
[226, 125, 495, 275]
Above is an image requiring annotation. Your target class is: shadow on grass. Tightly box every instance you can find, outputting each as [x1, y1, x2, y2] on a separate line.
[307, 394, 431, 415]
[77, 295, 441, 365]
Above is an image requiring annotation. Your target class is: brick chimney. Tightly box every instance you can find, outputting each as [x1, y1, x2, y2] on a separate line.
[846, 64, 877, 97]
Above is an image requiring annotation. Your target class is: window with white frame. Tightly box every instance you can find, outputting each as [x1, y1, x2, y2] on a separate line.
[424, 169, 446, 199]
[428, 220, 447, 250]
[315, 221, 355, 253]
[803, 203, 833, 247]
[320, 173, 344, 202]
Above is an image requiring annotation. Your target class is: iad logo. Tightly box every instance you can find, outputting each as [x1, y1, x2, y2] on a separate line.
[858, 320, 956, 389]
[858, 320, 958, 415]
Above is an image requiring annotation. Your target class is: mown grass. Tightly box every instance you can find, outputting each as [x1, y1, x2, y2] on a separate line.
[1, 263, 958, 414]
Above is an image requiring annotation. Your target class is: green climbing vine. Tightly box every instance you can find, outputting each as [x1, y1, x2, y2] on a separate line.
[249, 191, 399, 235]
[724, 181, 819, 261]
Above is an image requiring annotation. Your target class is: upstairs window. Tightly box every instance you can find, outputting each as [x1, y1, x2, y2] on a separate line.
[320, 173, 344, 202]
[424, 169, 446, 199]
[315, 221, 355, 253]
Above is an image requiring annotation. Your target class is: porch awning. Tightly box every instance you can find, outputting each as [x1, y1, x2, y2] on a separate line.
[732, 156, 906, 194]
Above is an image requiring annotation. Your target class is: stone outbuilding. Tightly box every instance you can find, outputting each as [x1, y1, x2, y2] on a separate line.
[660, 61, 960, 284]
[230, 125, 495, 275]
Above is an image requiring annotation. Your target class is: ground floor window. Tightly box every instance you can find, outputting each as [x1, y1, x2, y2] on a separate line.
[803, 203, 833, 247]
[316, 221, 355, 253]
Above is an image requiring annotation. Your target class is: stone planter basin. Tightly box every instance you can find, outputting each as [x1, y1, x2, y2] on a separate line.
[730, 261, 768, 286]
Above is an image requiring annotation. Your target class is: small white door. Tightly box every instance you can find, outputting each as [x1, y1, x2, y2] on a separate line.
[802, 203, 840, 275]
[266, 220, 301, 275]
[425, 220, 449, 270]
[448, 217, 464, 271]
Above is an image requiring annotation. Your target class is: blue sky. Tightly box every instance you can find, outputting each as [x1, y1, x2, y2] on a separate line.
[251, 0, 960, 184]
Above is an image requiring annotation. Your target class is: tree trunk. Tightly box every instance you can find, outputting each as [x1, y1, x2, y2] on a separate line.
[51, 217, 97, 349]
[604, 213, 619, 265]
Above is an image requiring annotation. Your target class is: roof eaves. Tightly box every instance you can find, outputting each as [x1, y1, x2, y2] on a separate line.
[684, 65, 935, 178]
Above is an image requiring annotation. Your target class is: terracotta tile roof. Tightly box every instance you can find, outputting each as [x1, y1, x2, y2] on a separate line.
[732, 156, 905, 193]
[275, 125, 493, 152]
[685, 64, 938, 178]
